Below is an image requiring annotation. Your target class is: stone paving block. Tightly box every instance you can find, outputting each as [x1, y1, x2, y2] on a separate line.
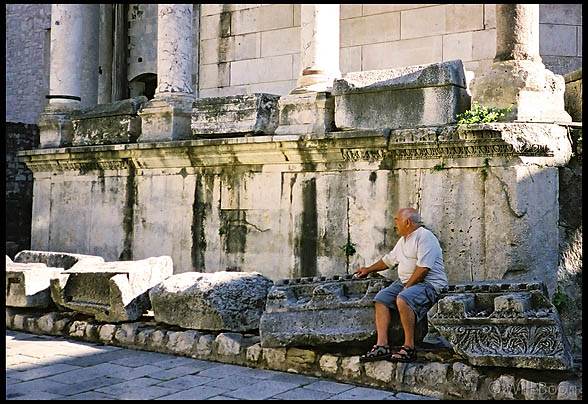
[156, 385, 228, 400]
[204, 374, 265, 391]
[155, 374, 215, 390]
[274, 386, 334, 400]
[112, 385, 181, 400]
[7, 391, 64, 400]
[94, 377, 159, 395]
[226, 379, 301, 400]
[8, 363, 82, 382]
[150, 357, 203, 370]
[61, 391, 116, 400]
[47, 363, 131, 384]
[6, 377, 71, 396]
[304, 380, 355, 394]
[196, 363, 252, 379]
[329, 386, 396, 400]
[108, 364, 163, 381]
[44, 375, 126, 396]
[147, 365, 201, 381]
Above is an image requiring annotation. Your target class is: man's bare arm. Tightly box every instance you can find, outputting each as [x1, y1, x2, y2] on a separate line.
[403, 266, 429, 289]
[353, 259, 388, 278]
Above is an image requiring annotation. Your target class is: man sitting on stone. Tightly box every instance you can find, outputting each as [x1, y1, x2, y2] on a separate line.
[353, 207, 448, 363]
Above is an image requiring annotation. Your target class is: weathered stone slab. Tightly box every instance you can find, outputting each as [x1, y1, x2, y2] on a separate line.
[71, 96, 148, 145]
[192, 93, 280, 136]
[332, 60, 470, 130]
[14, 250, 105, 269]
[430, 281, 573, 370]
[7, 251, 104, 308]
[260, 273, 428, 348]
[149, 271, 274, 332]
[50, 256, 173, 322]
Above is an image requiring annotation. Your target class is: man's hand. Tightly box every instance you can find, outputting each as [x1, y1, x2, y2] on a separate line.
[352, 267, 370, 278]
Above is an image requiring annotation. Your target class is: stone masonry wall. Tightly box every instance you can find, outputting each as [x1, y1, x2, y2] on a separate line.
[5, 123, 40, 258]
[199, 4, 583, 98]
[5, 3, 51, 125]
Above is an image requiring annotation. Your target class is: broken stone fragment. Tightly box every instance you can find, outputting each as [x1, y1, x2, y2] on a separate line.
[149, 271, 274, 332]
[50, 256, 173, 322]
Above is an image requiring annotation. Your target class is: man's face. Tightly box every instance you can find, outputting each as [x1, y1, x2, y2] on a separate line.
[394, 211, 409, 237]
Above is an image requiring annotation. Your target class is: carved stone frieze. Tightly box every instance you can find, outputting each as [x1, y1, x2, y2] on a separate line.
[430, 281, 573, 370]
[260, 273, 428, 349]
[26, 159, 129, 173]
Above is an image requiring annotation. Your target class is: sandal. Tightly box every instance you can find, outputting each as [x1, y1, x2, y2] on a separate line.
[390, 345, 417, 362]
[359, 344, 393, 362]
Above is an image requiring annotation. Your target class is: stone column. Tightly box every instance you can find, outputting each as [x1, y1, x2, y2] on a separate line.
[294, 4, 341, 93]
[98, 4, 113, 104]
[81, 4, 100, 109]
[39, 4, 84, 148]
[471, 4, 571, 122]
[138, 4, 194, 142]
[275, 4, 341, 135]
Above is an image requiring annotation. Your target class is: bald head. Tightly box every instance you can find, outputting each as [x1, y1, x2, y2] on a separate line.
[395, 208, 421, 237]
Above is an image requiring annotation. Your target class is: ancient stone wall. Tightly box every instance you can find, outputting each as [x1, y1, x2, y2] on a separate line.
[198, 4, 582, 98]
[5, 123, 40, 258]
[5, 4, 582, 123]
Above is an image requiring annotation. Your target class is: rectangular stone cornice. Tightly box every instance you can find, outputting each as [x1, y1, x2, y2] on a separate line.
[18, 123, 571, 172]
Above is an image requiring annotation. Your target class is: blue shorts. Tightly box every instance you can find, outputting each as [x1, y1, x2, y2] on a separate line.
[373, 279, 439, 323]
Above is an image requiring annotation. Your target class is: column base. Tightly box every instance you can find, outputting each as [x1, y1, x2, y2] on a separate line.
[274, 92, 335, 135]
[471, 60, 572, 123]
[39, 105, 78, 148]
[137, 94, 194, 142]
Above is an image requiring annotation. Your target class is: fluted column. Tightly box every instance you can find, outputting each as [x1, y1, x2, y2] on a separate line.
[471, 4, 570, 122]
[294, 4, 341, 93]
[138, 4, 195, 142]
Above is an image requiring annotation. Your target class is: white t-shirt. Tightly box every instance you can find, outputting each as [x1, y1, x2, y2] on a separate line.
[381, 226, 448, 293]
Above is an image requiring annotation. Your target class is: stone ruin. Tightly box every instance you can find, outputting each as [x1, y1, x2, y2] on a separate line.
[260, 273, 428, 349]
[149, 271, 274, 332]
[430, 280, 573, 370]
[6, 250, 104, 309]
[50, 256, 173, 322]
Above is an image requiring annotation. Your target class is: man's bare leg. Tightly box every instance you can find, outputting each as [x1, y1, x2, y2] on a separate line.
[395, 296, 416, 354]
[374, 301, 391, 346]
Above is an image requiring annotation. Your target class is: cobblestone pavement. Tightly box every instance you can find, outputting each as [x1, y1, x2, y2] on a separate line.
[6, 330, 437, 400]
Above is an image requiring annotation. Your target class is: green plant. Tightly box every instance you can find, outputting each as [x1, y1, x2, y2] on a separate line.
[456, 102, 512, 126]
[431, 162, 447, 171]
[340, 241, 357, 257]
[552, 282, 571, 313]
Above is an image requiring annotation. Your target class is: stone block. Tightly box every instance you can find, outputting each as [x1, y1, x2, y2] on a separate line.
[14, 250, 105, 269]
[437, 294, 476, 317]
[274, 91, 335, 135]
[332, 60, 470, 131]
[364, 360, 395, 382]
[319, 354, 339, 374]
[8, 250, 103, 309]
[430, 281, 574, 370]
[259, 274, 428, 349]
[192, 94, 280, 136]
[261, 27, 299, 57]
[471, 60, 571, 122]
[39, 105, 75, 148]
[138, 95, 194, 142]
[230, 54, 293, 86]
[50, 256, 173, 322]
[197, 334, 215, 356]
[71, 96, 147, 146]
[216, 332, 243, 356]
[340, 13, 400, 47]
[150, 271, 273, 332]
[6, 262, 63, 308]
[401, 5, 447, 39]
[246, 342, 262, 362]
